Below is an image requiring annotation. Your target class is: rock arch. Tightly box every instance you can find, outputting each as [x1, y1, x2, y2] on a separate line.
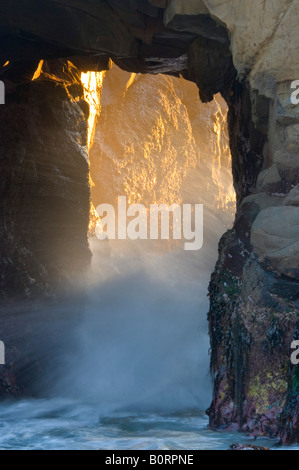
[0, 0, 298, 444]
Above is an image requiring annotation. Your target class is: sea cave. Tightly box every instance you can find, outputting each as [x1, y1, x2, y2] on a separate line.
[0, 0, 298, 450]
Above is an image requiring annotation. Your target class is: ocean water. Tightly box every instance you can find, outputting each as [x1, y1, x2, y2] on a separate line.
[0, 239, 296, 450]
[0, 399, 281, 450]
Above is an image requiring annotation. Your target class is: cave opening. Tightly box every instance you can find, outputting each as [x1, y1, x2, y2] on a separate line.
[86, 64, 236, 246]
[51, 64, 236, 415]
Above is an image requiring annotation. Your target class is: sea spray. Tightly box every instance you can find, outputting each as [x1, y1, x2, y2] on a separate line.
[51, 240, 213, 414]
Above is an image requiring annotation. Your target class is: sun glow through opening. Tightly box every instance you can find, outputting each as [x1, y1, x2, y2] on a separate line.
[81, 71, 106, 234]
[81, 71, 105, 150]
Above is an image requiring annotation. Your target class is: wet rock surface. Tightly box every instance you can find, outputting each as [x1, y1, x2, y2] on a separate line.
[229, 443, 271, 451]
[208, 88, 299, 441]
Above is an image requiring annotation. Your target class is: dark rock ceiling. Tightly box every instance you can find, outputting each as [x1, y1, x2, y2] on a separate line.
[0, 0, 236, 102]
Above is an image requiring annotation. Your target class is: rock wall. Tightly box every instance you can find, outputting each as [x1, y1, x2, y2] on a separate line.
[200, 2, 299, 442]
[207, 87, 299, 443]
[162, 0, 299, 443]
[0, 60, 91, 299]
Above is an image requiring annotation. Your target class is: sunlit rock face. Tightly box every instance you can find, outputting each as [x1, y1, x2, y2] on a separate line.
[90, 65, 234, 219]
[0, 61, 91, 299]
[91, 67, 197, 209]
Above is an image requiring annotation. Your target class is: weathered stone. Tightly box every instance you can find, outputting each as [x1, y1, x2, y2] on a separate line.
[256, 165, 281, 191]
[166, 0, 210, 20]
[164, 0, 229, 43]
[68, 55, 112, 73]
[149, 0, 168, 8]
[285, 124, 299, 154]
[249, 1, 299, 94]
[188, 36, 236, 102]
[251, 207, 299, 280]
[283, 185, 299, 207]
[241, 258, 280, 309]
[240, 193, 285, 213]
[0, 1, 139, 60]
[274, 151, 299, 170]
[276, 81, 299, 125]
[280, 370, 299, 444]
[225, 82, 267, 202]
[202, 1, 299, 95]
[230, 444, 271, 451]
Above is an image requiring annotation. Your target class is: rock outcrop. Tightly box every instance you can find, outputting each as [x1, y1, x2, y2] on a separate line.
[0, 0, 298, 444]
[0, 60, 91, 299]
[90, 65, 234, 219]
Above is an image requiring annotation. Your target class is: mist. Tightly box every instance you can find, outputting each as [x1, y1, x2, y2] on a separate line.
[48, 241, 212, 414]
[41, 71, 235, 416]
[3, 71, 235, 420]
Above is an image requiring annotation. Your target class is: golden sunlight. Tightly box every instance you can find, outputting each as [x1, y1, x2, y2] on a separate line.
[81, 71, 105, 150]
[32, 60, 44, 81]
[81, 71, 106, 235]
